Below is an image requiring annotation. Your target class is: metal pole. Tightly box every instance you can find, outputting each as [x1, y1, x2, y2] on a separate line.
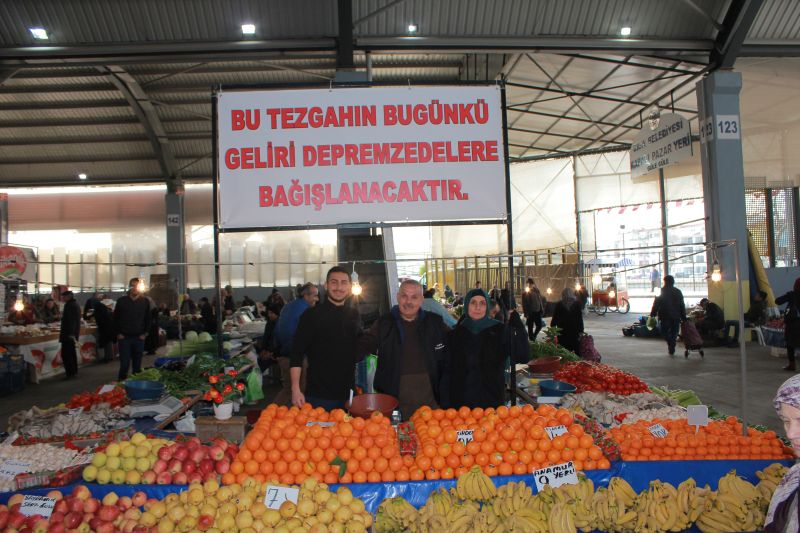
[659, 168, 669, 275]
[733, 239, 747, 436]
[501, 84, 516, 405]
[212, 92, 224, 358]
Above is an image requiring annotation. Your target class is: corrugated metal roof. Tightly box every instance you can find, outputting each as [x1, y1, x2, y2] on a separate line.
[747, 0, 800, 41]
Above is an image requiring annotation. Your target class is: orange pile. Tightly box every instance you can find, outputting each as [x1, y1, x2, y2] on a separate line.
[409, 403, 610, 479]
[226, 402, 405, 486]
[609, 416, 794, 461]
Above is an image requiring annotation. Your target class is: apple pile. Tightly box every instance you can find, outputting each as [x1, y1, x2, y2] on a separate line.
[82, 434, 237, 486]
[0, 486, 150, 533]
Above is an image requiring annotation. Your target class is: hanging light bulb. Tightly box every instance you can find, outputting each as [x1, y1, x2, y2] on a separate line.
[13, 299, 24, 312]
[608, 290, 616, 298]
[136, 279, 146, 292]
[574, 282, 581, 291]
[351, 263, 362, 296]
[710, 261, 722, 283]
[524, 286, 531, 293]
[546, 287, 552, 295]
[591, 272, 602, 285]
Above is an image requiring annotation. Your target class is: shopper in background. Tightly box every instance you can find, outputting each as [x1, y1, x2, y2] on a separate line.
[93, 298, 115, 363]
[500, 281, 516, 312]
[765, 374, 800, 531]
[222, 285, 235, 315]
[359, 279, 449, 418]
[776, 278, 800, 372]
[113, 277, 151, 380]
[420, 287, 457, 328]
[273, 282, 319, 406]
[198, 297, 215, 334]
[258, 303, 281, 374]
[650, 275, 687, 356]
[489, 298, 506, 324]
[290, 268, 360, 410]
[444, 284, 454, 301]
[550, 287, 584, 354]
[522, 278, 545, 341]
[83, 292, 104, 320]
[507, 304, 530, 364]
[179, 291, 197, 315]
[40, 298, 61, 324]
[696, 298, 725, 337]
[723, 290, 768, 346]
[650, 268, 661, 293]
[475, 280, 482, 290]
[241, 295, 256, 308]
[59, 291, 81, 380]
[445, 288, 505, 409]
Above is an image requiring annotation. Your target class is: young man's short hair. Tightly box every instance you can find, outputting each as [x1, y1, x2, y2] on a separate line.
[326, 266, 351, 282]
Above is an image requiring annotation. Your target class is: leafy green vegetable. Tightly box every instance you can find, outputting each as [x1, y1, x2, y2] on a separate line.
[529, 341, 581, 362]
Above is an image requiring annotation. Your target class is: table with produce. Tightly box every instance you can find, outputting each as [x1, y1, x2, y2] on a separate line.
[0, 342, 795, 533]
[0, 324, 98, 382]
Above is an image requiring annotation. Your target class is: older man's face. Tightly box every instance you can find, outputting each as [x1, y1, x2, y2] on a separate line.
[397, 284, 423, 321]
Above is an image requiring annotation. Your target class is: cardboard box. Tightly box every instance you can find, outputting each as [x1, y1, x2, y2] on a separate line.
[195, 416, 247, 444]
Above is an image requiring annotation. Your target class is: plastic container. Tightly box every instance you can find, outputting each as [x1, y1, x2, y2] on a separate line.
[124, 380, 165, 401]
[527, 356, 562, 374]
[346, 393, 398, 418]
[537, 379, 577, 397]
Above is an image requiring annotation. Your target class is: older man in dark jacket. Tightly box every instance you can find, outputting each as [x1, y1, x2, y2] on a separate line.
[59, 291, 82, 379]
[650, 275, 686, 356]
[359, 280, 449, 420]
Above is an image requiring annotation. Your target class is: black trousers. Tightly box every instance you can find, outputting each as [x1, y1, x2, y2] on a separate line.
[526, 312, 543, 341]
[61, 340, 78, 377]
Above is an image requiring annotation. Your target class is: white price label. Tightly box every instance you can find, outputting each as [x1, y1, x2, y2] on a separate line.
[69, 452, 95, 467]
[0, 459, 32, 478]
[699, 117, 714, 144]
[456, 430, 474, 445]
[306, 422, 336, 427]
[716, 114, 740, 139]
[19, 495, 56, 518]
[648, 423, 669, 438]
[98, 384, 116, 394]
[264, 485, 299, 510]
[545, 425, 568, 439]
[532, 461, 579, 491]
[687, 405, 709, 427]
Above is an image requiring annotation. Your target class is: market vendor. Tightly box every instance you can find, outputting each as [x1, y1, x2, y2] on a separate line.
[39, 297, 61, 324]
[765, 374, 800, 531]
[290, 266, 361, 410]
[359, 279, 449, 419]
[777, 278, 800, 372]
[696, 298, 725, 337]
[444, 288, 505, 409]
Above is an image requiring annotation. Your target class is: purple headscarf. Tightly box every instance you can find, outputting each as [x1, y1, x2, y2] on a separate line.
[766, 375, 800, 530]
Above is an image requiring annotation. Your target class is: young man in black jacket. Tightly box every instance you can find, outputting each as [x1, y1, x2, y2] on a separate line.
[59, 291, 82, 379]
[359, 279, 449, 419]
[113, 278, 151, 380]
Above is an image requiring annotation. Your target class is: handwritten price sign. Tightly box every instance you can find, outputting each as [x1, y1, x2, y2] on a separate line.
[263, 485, 299, 510]
[456, 430, 474, 445]
[648, 423, 669, 438]
[20, 495, 56, 518]
[532, 461, 578, 491]
[545, 425, 568, 440]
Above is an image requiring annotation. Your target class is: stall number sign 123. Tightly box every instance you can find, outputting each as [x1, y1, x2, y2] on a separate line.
[648, 423, 669, 438]
[532, 461, 579, 491]
[264, 485, 299, 510]
[545, 425, 568, 439]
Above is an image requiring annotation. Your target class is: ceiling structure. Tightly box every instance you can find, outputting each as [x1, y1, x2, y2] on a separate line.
[0, 0, 797, 187]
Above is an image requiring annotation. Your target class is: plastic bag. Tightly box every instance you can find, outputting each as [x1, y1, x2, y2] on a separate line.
[646, 316, 658, 330]
[174, 411, 196, 433]
[245, 368, 265, 403]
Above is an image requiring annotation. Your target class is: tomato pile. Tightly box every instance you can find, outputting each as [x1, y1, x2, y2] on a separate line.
[554, 362, 649, 395]
[66, 387, 128, 410]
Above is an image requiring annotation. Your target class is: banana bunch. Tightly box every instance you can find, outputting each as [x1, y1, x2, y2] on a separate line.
[547, 501, 578, 533]
[550, 475, 597, 532]
[756, 463, 787, 507]
[696, 470, 765, 533]
[605, 477, 639, 531]
[487, 480, 533, 519]
[628, 480, 686, 533]
[455, 465, 497, 502]
[375, 496, 419, 533]
[675, 477, 713, 528]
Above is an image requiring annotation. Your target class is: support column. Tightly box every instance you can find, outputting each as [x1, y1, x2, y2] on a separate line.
[696, 71, 749, 319]
[165, 180, 186, 306]
[0, 193, 7, 244]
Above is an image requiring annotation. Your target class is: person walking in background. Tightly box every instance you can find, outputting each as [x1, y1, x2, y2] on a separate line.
[59, 291, 81, 380]
[500, 281, 516, 312]
[198, 297, 215, 334]
[650, 267, 661, 292]
[113, 277, 151, 380]
[421, 287, 457, 328]
[776, 278, 800, 372]
[522, 278, 545, 341]
[650, 275, 687, 356]
[93, 298, 115, 363]
[550, 288, 584, 354]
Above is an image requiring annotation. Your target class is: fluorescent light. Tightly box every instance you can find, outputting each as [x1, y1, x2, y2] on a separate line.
[241, 23, 256, 35]
[29, 27, 48, 40]
[407, 23, 418, 33]
[78, 173, 87, 180]
[620, 26, 631, 36]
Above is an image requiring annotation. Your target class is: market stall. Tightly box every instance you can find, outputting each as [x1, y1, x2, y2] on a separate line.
[0, 325, 97, 383]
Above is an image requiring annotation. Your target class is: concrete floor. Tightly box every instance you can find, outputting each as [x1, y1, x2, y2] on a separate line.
[0, 314, 791, 435]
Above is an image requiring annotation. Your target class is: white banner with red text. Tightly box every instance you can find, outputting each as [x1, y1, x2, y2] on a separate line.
[216, 85, 507, 229]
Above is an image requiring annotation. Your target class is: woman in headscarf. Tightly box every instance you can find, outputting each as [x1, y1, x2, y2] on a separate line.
[765, 374, 800, 532]
[445, 289, 506, 408]
[776, 278, 800, 372]
[550, 287, 584, 354]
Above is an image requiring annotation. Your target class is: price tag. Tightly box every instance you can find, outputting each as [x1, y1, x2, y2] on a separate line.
[648, 423, 669, 438]
[263, 485, 299, 510]
[98, 384, 116, 394]
[69, 408, 83, 416]
[69, 452, 95, 467]
[306, 422, 336, 427]
[0, 459, 32, 478]
[716, 114, 740, 139]
[687, 405, 709, 427]
[545, 425, 568, 439]
[20, 495, 56, 518]
[224, 366, 234, 373]
[456, 430, 474, 445]
[532, 461, 579, 491]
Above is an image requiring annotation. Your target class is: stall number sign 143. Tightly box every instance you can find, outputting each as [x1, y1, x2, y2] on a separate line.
[264, 485, 299, 510]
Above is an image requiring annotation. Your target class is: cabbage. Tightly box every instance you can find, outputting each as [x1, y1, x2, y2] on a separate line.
[184, 330, 198, 342]
[223, 341, 232, 352]
[197, 332, 213, 343]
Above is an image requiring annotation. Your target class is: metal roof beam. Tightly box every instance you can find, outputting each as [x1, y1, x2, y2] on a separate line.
[0, 117, 207, 128]
[338, 0, 355, 69]
[0, 99, 130, 110]
[679, 0, 725, 31]
[0, 69, 16, 84]
[507, 126, 629, 146]
[99, 65, 178, 179]
[0, 133, 210, 146]
[507, 107, 640, 131]
[711, 0, 765, 69]
[739, 44, 800, 56]
[0, 154, 207, 165]
[560, 54, 702, 75]
[353, 0, 408, 28]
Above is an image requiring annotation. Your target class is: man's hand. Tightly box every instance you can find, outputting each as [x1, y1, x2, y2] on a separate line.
[292, 388, 305, 408]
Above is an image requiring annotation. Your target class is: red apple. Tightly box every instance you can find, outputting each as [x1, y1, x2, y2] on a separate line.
[131, 491, 147, 508]
[132, 526, 150, 533]
[172, 472, 188, 485]
[207, 446, 225, 461]
[168, 459, 183, 474]
[182, 461, 196, 475]
[172, 446, 189, 462]
[152, 459, 168, 474]
[203, 471, 218, 483]
[84, 498, 100, 514]
[117, 496, 132, 511]
[215, 459, 230, 475]
[71, 486, 91, 501]
[54, 499, 70, 514]
[64, 512, 83, 529]
[8, 511, 26, 529]
[33, 518, 50, 533]
[67, 498, 84, 514]
[101, 493, 118, 507]
[98, 505, 120, 522]
[0, 510, 10, 529]
[48, 523, 66, 533]
[121, 520, 138, 533]
[187, 472, 204, 484]
[197, 514, 214, 531]
[95, 523, 116, 533]
[189, 448, 206, 463]
[198, 459, 215, 476]
[186, 437, 202, 449]
[156, 446, 173, 461]
[123, 508, 141, 521]
[145, 498, 158, 507]
[50, 511, 65, 524]
[156, 472, 173, 485]
[88, 518, 103, 531]
[46, 490, 64, 501]
[141, 470, 157, 484]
